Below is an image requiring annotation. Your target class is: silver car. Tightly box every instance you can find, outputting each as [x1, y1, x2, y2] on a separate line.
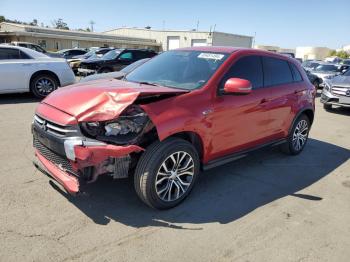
[311, 63, 348, 88]
[321, 69, 350, 110]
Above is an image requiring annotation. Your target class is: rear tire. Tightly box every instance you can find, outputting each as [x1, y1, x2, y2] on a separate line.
[134, 138, 200, 209]
[30, 74, 59, 98]
[281, 114, 310, 155]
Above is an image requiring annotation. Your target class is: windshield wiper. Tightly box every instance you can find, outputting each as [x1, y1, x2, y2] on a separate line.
[138, 81, 160, 86]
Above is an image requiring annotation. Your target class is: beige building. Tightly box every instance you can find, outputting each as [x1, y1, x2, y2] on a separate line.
[295, 47, 331, 61]
[254, 45, 295, 55]
[0, 22, 161, 51]
[104, 27, 253, 51]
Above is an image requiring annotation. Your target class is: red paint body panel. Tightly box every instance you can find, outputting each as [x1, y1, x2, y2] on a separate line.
[36, 103, 77, 125]
[42, 79, 187, 122]
[35, 149, 79, 194]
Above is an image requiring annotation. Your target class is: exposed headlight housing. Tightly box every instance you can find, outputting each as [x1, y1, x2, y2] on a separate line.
[80, 105, 151, 145]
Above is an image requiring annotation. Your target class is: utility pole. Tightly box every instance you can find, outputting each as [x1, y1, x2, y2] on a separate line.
[89, 20, 95, 32]
[196, 20, 199, 31]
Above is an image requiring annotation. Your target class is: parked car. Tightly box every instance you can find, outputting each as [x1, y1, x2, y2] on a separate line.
[310, 63, 349, 88]
[80, 58, 150, 83]
[32, 47, 315, 209]
[9, 41, 60, 57]
[0, 45, 75, 98]
[55, 48, 87, 59]
[321, 69, 350, 110]
[69, 48, 113, 74]
[78, 49, 157, 75]
[304, 69, 320, 88]
[302, 60, 321, 71]
[324, 56, 343, 64]
[341, 59, 350, 65]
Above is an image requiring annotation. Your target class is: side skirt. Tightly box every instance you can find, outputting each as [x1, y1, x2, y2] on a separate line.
[202, 139, 287, 171]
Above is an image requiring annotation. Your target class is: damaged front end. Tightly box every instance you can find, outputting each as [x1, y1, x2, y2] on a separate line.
[32, 104, 156, 195]
[32, 79, 188, 195]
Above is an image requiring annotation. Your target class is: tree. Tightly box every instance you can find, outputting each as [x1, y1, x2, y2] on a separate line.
[30, 19, 38, 26]
[336, 50, 349, 59]
[0, 15, 5, 23]
[52, 18, 69, 30]
[329, 50, 337, 56]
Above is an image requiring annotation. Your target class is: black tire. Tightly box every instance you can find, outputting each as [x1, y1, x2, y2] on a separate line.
[134, 138, 200, 209]
[312, 79, 319, 89]
[30, 73, 59, 98]
[323, 103, 332, 111]
[281, 114, 310, 155]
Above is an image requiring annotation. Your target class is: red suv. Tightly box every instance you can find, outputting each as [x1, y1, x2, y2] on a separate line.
[32, 47, 315, 209]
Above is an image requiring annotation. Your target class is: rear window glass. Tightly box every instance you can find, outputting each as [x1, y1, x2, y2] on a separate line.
[263, 57, 293, 86]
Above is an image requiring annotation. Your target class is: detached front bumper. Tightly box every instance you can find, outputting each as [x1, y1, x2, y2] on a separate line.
[32, 118, 143, 194]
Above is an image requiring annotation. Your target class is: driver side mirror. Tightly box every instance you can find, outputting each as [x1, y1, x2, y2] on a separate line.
[223, 78, 252, 95]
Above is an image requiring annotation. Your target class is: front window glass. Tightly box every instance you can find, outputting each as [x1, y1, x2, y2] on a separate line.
[102, 50, 121, 60]
[343, 69, 350, 76]
[125, 50, 229, 90]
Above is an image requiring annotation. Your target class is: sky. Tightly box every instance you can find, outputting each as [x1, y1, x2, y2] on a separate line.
[1, 0, 349, 49]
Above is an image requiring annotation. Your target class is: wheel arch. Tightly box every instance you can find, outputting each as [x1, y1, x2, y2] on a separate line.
[167, 131, 204, 163]
[30, 70, 61, 89]
[289, 107, 314, 135]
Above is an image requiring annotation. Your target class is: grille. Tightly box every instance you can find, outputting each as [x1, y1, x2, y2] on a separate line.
[332, 86, 350, 97]
[34, 115, 78, 137]
[34, 137, 76, 175]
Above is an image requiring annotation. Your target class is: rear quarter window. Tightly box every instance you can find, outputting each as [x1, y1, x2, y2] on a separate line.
[289, 63, 303, 82]
[263, 56, 293, 86]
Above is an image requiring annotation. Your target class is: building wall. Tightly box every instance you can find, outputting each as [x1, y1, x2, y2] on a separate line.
[105, 28, 213, 51]
[105, 28, 253, 51]
[295, 47, 331, 61]
[212, 32, 252, 48]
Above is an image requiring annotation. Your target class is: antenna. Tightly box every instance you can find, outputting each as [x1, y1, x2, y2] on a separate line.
[89, 20, 95, 32]
[196, 20, 199, 31]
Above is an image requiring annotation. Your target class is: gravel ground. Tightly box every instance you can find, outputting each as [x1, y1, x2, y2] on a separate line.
[0, 91, 349, 262]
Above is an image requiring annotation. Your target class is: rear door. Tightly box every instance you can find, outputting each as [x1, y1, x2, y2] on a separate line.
[0, 48, 32, 92]
[262, 56, 300, 138]
[112, 51, 134, 71]
[210, 55, 273, 159]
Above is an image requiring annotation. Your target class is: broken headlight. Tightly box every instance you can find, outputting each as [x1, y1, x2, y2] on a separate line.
[80, 105, 151, 145]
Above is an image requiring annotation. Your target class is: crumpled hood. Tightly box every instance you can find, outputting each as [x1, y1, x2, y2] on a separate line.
[330, 75, 350, 87]
[42, 79, 187, 122]
[311, 71, 339, 78]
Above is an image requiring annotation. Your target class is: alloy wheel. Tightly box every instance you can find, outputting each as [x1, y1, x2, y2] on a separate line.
[292, 119, 308, 151]
[155, 151, 195, 202]
[35, 77, 55, 96]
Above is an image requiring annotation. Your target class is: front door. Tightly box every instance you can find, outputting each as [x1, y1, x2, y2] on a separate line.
[210, 55, 273, 160]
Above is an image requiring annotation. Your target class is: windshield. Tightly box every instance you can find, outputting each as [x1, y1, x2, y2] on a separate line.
[125, 50, 229, 90]
[315, 64, 338, 72]
[102, 49, 121, 60]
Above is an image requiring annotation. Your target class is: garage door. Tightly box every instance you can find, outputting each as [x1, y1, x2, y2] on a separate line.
[167, 36, 180, 50]
[191, 39, 207, 47]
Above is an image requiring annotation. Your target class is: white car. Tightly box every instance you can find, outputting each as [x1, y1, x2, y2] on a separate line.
[0, 45, 75, 98]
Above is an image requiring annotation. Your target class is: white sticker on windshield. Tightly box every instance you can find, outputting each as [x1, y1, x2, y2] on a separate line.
[198, 53, 225, 60]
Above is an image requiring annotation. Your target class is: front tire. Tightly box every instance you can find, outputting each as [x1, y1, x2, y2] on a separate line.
[134, 138, 200, 209]
[30, 74, 59, 98]
[281, 114, 310, 155]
